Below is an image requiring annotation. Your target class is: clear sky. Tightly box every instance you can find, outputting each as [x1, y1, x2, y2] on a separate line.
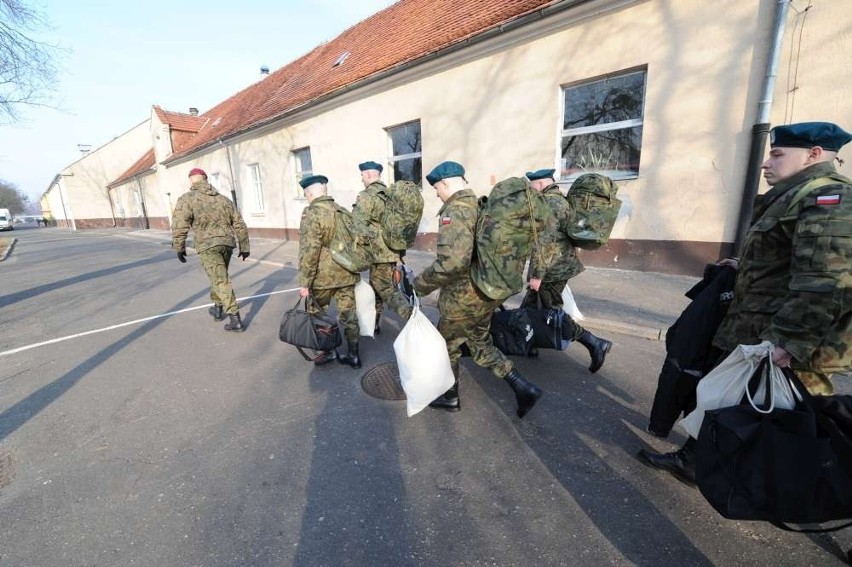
[0, 0, 395, 204]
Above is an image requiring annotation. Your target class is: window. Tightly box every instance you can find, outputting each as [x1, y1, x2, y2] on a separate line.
[293, 147, 313, 198]
[209, 172, 220, 189]
[247, 163, 265, 213]
[560, 68, 646, 181]
[387, 120, 422, 184]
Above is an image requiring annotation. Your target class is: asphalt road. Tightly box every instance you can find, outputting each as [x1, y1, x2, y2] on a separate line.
[0, 228, 849, 566]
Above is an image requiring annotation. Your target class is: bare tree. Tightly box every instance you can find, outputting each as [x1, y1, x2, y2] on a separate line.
[0, 179, 29, 213]
[0, 0, 59, 123]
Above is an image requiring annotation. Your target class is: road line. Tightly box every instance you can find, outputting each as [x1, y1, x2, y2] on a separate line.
[0, 287, 300, 358]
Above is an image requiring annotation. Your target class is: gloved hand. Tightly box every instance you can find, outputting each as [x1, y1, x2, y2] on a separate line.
[239, 251, 250, 261]
[176, 250, 187, 263]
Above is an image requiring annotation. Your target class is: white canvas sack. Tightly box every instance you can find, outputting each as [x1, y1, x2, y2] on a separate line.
[393, 293, 455, 417]
[354, 279, 376, 338]
[678, 341, 797, 439]
[561, 284, 584, 321]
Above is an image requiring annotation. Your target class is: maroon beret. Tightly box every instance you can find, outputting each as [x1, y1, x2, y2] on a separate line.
[188, 168, 207, 178]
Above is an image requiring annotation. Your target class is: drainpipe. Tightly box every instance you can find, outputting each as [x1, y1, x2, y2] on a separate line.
[135, 177, 150, 229]
[220, 139, 240, 209]
[733, 0, 791, 253]
[57, 173, 76, 231]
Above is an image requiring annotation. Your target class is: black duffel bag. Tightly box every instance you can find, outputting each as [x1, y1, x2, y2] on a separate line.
[521, 291, 569, 351]
[696, 360, 852, 530]
[279, 297, 343, 361]
[490, 306, 534, 356]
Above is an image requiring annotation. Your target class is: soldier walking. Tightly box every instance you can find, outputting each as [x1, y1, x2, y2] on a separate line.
[172, 167, 250, 332]
[352, 161, 413, 334]
[525, 168, 612, 372]
[298, 175, 362, 368]
[413, 161, 543, 418]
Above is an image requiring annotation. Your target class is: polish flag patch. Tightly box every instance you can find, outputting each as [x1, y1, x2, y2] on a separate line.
[441, 216, 452, 225]
[816, 194, 841, 206]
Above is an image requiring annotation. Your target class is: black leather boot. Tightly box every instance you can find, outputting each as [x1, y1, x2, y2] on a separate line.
[223, 313, 244, 332]
[314, 349, 338, 365]
[637, 443, 696, 486]
[504, 369, 542, 419]
[374, 313, 381, 335]
[429, 380, 460, 412]
[577, 330, 612, 373]
[338, 341, 361, 369]
[208, 304, 225, 321]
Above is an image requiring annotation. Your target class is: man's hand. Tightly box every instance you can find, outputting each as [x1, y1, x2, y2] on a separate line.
[176, 250, 187, 263]
[239, 251, 250, 261]
[528, 278, 542, 292]
[771, 345, 793, 368]
[299, 287, 310, 298]
[716, 257, 739, 270]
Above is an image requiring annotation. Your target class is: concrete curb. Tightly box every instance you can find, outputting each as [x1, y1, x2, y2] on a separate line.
[0, 237, 16, 261]
[581, 316, 664, 341]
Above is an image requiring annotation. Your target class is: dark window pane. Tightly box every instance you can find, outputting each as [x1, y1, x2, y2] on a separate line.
[393, 158, 422, 184]
[297, 149, 312, 172]
[563, 72, 645, 130]
[390, 122, 422, 156]
[560, 126, 642, 178]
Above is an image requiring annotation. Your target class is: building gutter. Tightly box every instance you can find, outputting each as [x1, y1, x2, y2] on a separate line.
[162, 0, 607, 166]
[221, 139, 240, 209]
[733, 0, 791, 253]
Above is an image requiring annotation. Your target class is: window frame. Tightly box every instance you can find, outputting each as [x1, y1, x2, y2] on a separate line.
[246, 163, 265, 214]
[292, 147, 313, 200]
[386, 119, 423, 185]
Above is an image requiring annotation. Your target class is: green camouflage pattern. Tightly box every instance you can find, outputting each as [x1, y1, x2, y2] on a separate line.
[470, 177, 557, 301]
[713, 162, 852, 394]
[381, 180, 424, 251]
[565, 173, 622, 250]
[329, 206, 373, 273]
[298, 196, 360, 290]
[369, 262, 412, 321]
[309, 286, 358, 343]
[352, 181, 400, 263]
[529, 183, 584, 282]
[525, 282, 584, 341]
[413, 188, 513, 379]
[198, 245, 238, 314]
[172, 181, 250, 254]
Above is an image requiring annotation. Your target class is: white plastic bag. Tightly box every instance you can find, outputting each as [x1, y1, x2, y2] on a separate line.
[678, 341, 798, 439]
[561, 284, 585, 321]
[393, 294, 454, 417]
[354, 279, 376, 338]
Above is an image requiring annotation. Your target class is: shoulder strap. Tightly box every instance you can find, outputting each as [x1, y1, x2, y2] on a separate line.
[784, 173, 850, 217]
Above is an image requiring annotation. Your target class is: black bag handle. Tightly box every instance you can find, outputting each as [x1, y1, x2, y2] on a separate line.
[287, 295, 338, 362]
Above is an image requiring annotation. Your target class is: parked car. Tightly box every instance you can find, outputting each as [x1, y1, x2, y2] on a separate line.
[0, 208, 13, 231]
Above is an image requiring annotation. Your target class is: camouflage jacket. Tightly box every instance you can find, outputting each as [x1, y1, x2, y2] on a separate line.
[299, 196, 359, 290]
[529, 184, 584, 282]
[413, 189, 485, 317]
[172, 181, 249, 254]
[352, 181, 399, 263]
[713, 161, 852, 376]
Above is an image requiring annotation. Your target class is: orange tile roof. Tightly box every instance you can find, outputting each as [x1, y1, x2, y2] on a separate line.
[108, 149, 155, 188]
[153, 106, 208, 132]
[165, 0, 558, 162]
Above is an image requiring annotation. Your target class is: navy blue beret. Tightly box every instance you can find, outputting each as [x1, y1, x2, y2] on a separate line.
[526, 168, 556, 181]
[299, 174, 329, 189]
[358, 161, 383, 173]
[770, 122, 852, 152]
[426, 161, 466, 186]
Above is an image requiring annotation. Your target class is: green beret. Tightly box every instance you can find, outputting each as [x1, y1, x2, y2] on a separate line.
[426, 161, 466, 186]
[358, 161, 383, 173]
[526, 168, 556, 181]
[770, 122, 852, 152]
[299, 174, 328, 189]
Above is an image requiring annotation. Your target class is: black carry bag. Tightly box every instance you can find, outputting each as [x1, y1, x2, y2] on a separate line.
[278, 297, 343, 361]
[696, 359, 852, 531]
[521, 291, 570, 351]
[490, 306, 534, 356]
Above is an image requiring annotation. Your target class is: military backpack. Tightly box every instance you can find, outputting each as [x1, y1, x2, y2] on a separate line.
[565, 173, 622, 250]
[470, 176, 553, 302]
[329, 205, 373, 273]
[380, 180, 424, 251]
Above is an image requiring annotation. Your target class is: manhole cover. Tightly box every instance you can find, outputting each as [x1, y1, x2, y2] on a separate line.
[361, 362, 406, 400]
[0, 452, 17, 489]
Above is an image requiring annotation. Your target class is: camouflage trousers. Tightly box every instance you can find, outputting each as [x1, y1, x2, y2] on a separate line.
[524, 282, 585, 341]
[309, 285, 359, 343]
[199, 245, 238, 314]
[370, 262, 413, 321]
[438, 284, 513, 379]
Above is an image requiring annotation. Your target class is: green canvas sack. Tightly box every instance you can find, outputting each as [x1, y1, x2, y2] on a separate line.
[566, 173, 622, 249]
[380, 180, 424, 251]
[330, 205, 373, 273]
[471, 177, 552, 302]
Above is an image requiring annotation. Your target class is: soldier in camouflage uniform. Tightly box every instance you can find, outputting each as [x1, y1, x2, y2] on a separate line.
[352, 161, 413, 334]
[172, 168, 250, 332]
[525, 168, 613, 373]
[640, 121, 852, 485]
[413, 161, 544, 418]
[298, 175, 362, 368]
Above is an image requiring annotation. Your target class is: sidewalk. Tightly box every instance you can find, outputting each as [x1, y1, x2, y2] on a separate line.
[126, 228, 699, 341]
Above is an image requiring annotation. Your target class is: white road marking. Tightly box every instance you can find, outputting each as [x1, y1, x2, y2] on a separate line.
[0, 287, 300, 358]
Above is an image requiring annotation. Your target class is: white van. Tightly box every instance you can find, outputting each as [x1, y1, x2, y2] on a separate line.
[0, 208, 12, 231]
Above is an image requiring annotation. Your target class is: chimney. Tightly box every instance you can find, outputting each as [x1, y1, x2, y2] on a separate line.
[189, 107, 199, 116]
[260, 65, 270, 80]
